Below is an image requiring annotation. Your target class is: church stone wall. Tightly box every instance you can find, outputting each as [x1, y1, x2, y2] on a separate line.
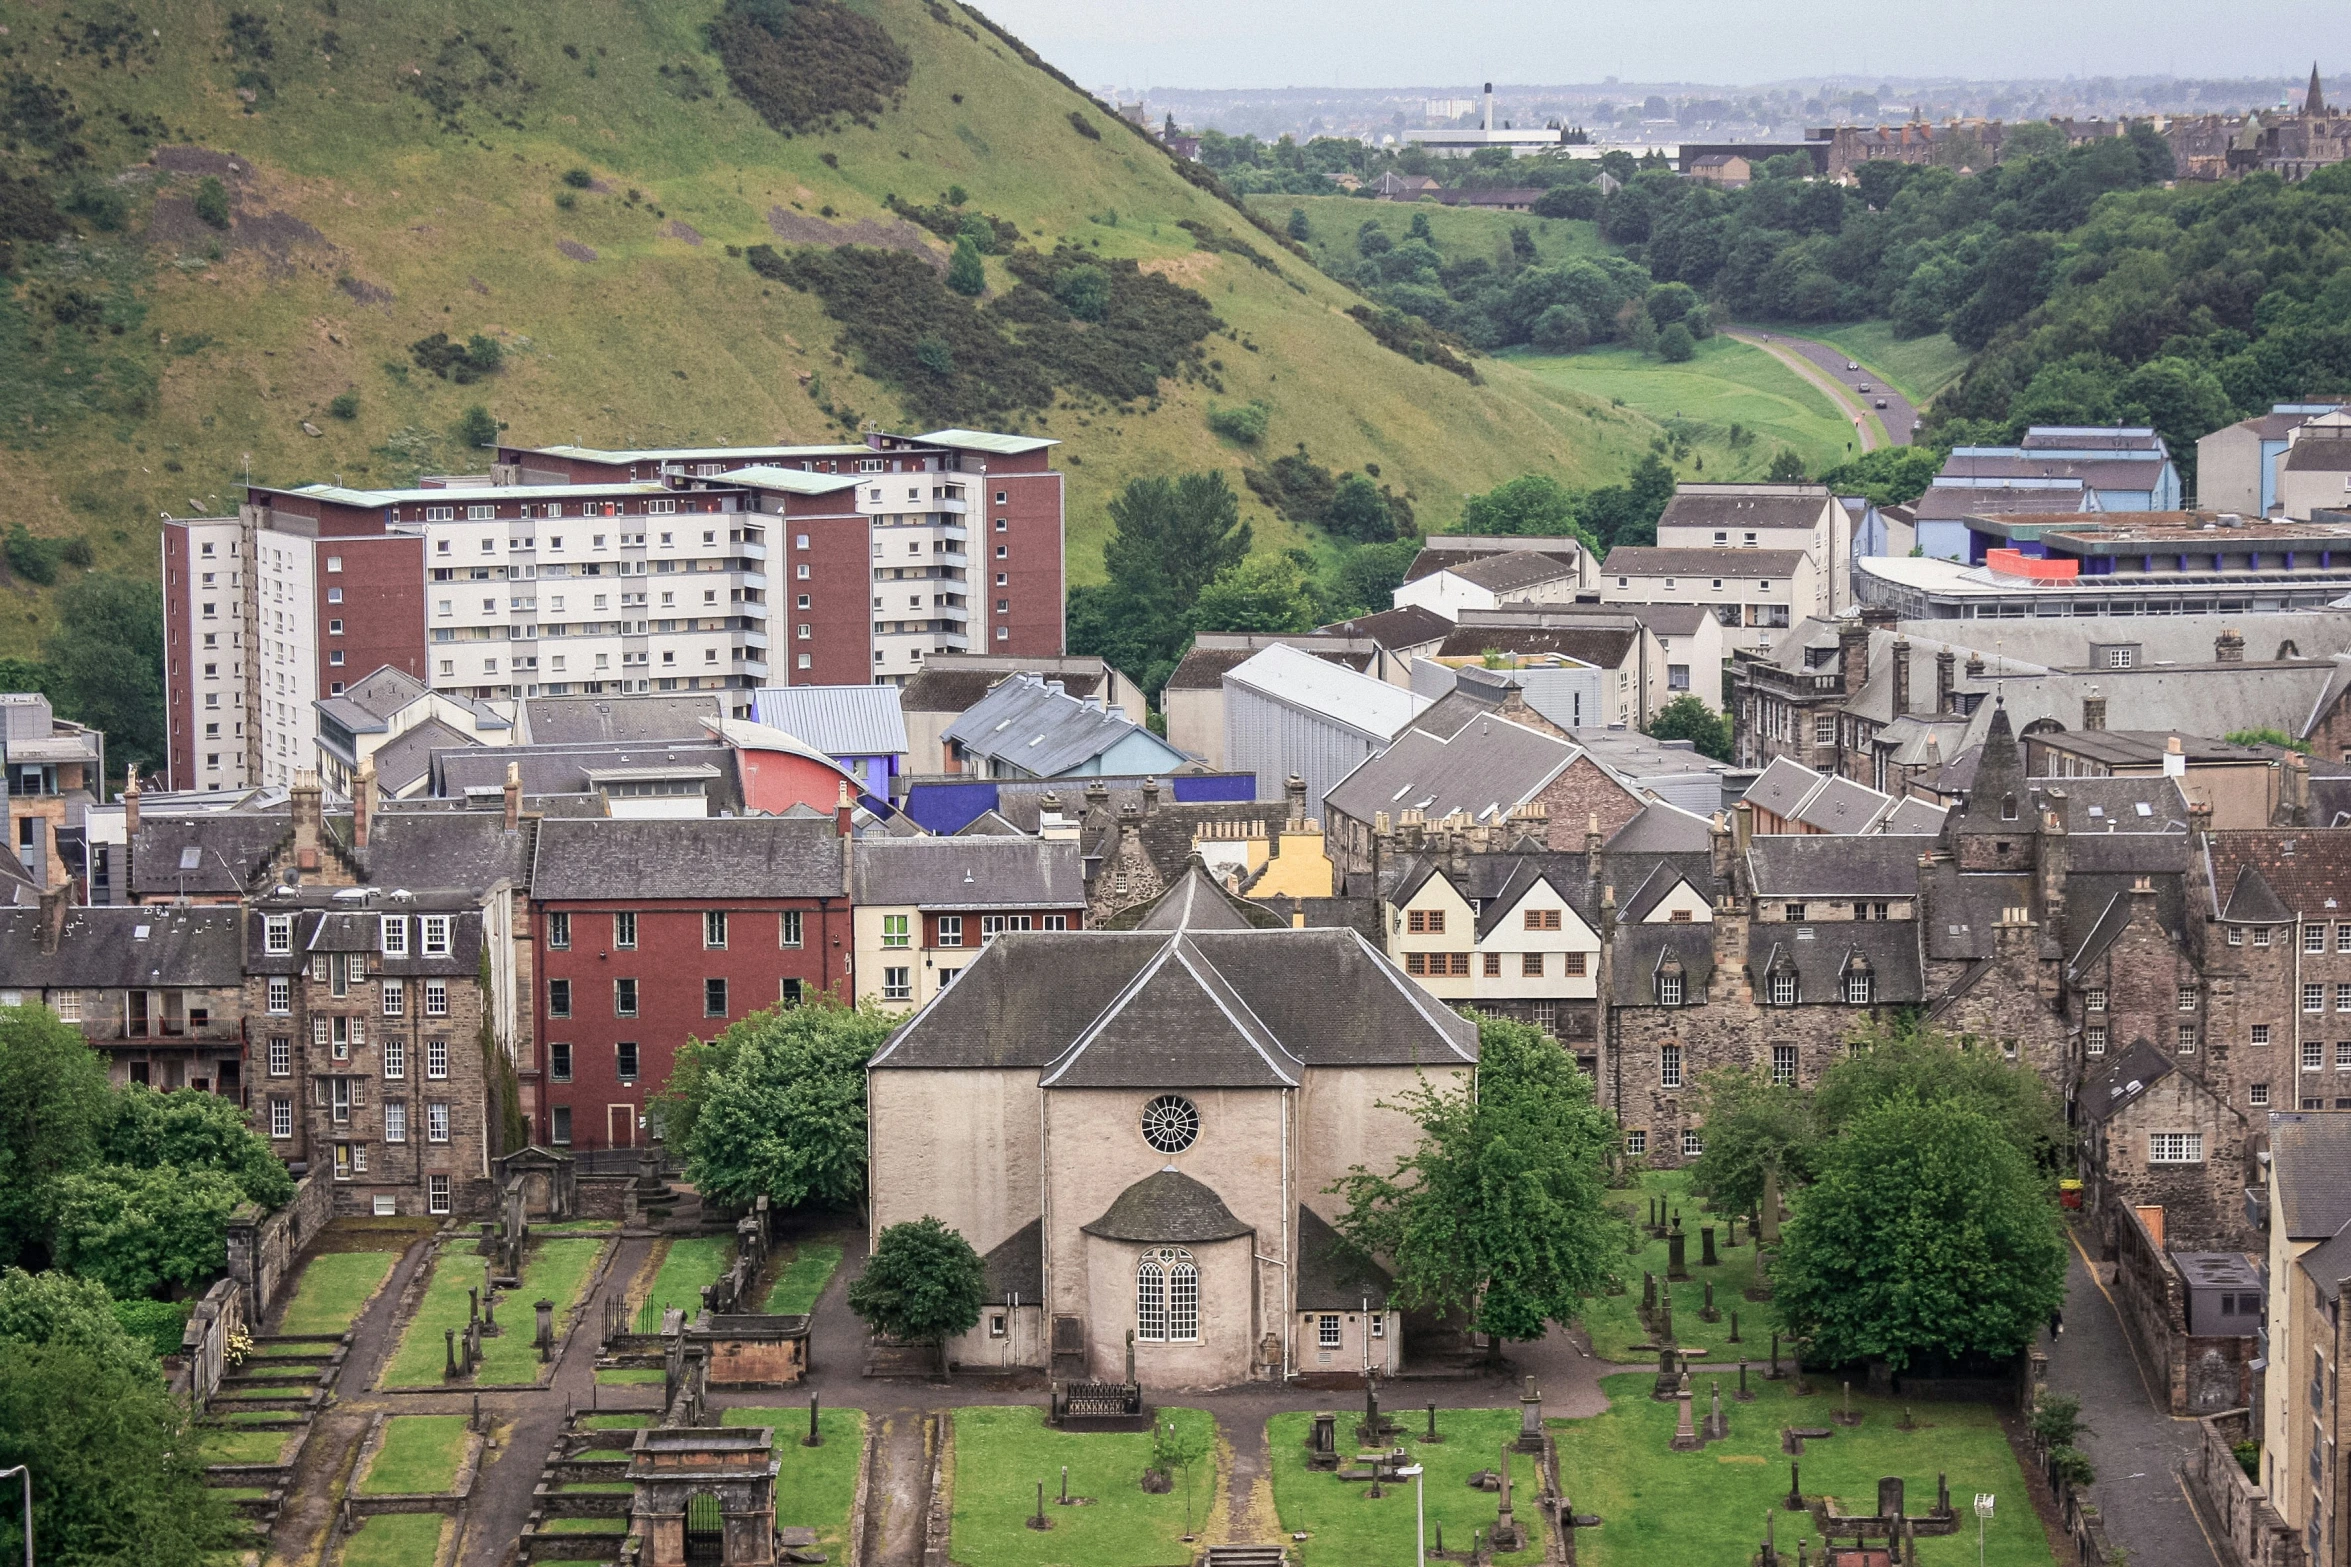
[1292, 1065, 1464, 1227]
[867, 1068, 1042, 1261]
[1081, 1229, 1257, 1388]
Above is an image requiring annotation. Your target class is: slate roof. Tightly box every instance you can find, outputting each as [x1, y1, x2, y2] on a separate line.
[2284, 438, 2351, 472]
[2296, 1225, 2351, 1306]
[2068, 888, 2160, 974]
[1745, 757, 1824, 819]
[1918, 864, 2034, 962]
[1472, 859, 1592, 939]
[1610, 924, 1717, 1005]
[434, 741, 738, 807]
[851, 836, 1084, 911]
[1443, 550, 1583, 593]
[531, 817, 845, 900]
[523, 693, 726, 746]
[351, 808, 535, 892]
[1605, 802, 1716, 856]
[369, 718, 476, 796]
[1937, 453, 2172, 489]
[1792, 775, 1894, 835]
[0, 904, 243, 988]
[1041, 935, 1303, 1088]
[318, 664, 433, 727]
[1403, 539, 1582, 585]
[2039, 777, 2191, 834]
[1324, 716, 1574, 828]
[2273, 1112, 2351, 1239]
[945, 673, 1177, 775]
[1878, 798, 1948, 835]
[1127, 865, 1283, 931]
[748, 685, 909, 757]
[129, 810, 290, 897]
[2205, 832, 2351, 922]
[871, 929, 1478, 1073]
[979, 1219, 1043, 1302]
[1296, 1206, 1393, 1310]
[900, 662, 1112, 716]
[1081, 1169, 1254, 1244]
[1603, 547, 1806, 578]
[1657, 488, 1832, 532]
[1435, 625, 1637, 666]
[1750, 918, 1924, 1004]
[1745, 836, 1922, 899]
[2080, 1039, 2178, 1125]
[1911, 483, 2090, 521]
[1316, 605, 1454, 650]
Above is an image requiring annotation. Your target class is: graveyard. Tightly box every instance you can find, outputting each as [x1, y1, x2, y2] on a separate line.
[380, 1234, 606, 1388]
[1267, 1404, 1549, 1567]
[949, 1404, 1222, 1567]
[1580, 1170, 1773, 1364]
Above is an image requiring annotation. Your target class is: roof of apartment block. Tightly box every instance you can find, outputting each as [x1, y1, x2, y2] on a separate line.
[1657, 486, 1832, 532]
[1440, 550, 1584, 593]
[1324, 714, 1575, 827]
[530, 815, 844, 901]
[1403, 537, 1582, 584]
[0, 904, 244, 989]
[851, 835, 1085, 911]
[1315, 605, 1455, 649]
[944, 672, 1174, 774]
[1601, 547, 1807, 578]
[749, 685, 910, 758]
[522, 693, 728, 746]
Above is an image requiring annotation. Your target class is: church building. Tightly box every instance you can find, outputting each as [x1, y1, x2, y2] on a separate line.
[866, 867, 1477, 1389]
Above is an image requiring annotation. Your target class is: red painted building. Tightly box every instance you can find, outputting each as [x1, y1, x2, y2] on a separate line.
[526, 814, 851, 1151]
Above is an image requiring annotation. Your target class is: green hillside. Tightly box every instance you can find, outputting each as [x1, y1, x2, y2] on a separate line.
[0, 0, 1666, 660]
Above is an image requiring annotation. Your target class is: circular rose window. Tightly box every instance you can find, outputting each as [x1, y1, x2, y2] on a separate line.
[1140, 1094, 1200, 1155]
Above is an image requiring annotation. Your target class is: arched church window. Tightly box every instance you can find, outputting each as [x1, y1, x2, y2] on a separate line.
[1141, 1094, 1199, 1154]
[1135, 1247, 1198, 1342]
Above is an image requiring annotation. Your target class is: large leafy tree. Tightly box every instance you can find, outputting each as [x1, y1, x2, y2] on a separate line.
[104, 1086, 294, 1208]
[44, 572, 164, 773]
[0, 1005, 114, 1269]
[1816, 1024, 2070, 1177]
[1645, 695, 1731, 762]
[1190, 554, 1316, 634]
[1772, 1097, 2066, 1369]
[847, 1216, 985, 1374]
[1685, 1065, 1818, 1216]
[1458, 474, 1599, 555]
[669, 1000, 889, 1214]
[49, 1163, 248, 1300]
[1330, 1016, 1623, 1354]
[1070, 472, 1252, 697]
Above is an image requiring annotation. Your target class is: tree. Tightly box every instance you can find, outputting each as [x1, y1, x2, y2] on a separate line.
[1642, 694, 1729, 761]
[0, 1006, 114, 1269]
[103, 1085, 294, 1208]
[1459, 474, 1598, 555]
[1817, 447, 1939, 507]
[43, 574, 164, 774]
[1205, 400, 1269, 445]
[1330, 1017, 1623, 1357]
[0, 1268, 152, 1377]
[1656, 321, 1696, 361]
[455, 404, 498, 449]
[1815, 1024, 2071, 1177]
[847, 1217, 985, 1374]
[1685, 1066, 1816, 1214]
[1323, 473, 1395, 543]
[1286, 207, 1310, 241]
[673, 1000, 889, 1215]
[192, 176, 230, 229]
[48, 1163, 248, 1300]
[1191, 554, 1315, 633]
[1765, 448, 1807, 482]
[1576, 453, 1677, 549]
[1772, 1097, 2066, 1369]
[1052, 263, 1109, 321]
[1152, 1412, 1214, 1538]
[1076, 472, 1255, 695]
[945, 235, 985, 296]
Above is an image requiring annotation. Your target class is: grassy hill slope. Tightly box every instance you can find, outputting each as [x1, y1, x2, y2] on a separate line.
[0, 0, 1665, 658]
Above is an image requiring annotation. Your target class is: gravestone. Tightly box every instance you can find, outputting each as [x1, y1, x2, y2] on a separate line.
[1517, 1377, 1544, 1452]
[1659, 1287, 1675, 1347]
[1669, 1377, 1702, 1452]
[1767, 1332, 1784, 1379]
[1762, 1507, 1778, 1567]
[805, 1393, 822, 1449]
[1705, 1378, 1728, 1442]
[1700, 1281, 1720, 1323]
[1735, 1361, 1754, 1402]
[1730, 1309, 1742, 1343]
[1877, 1476, 1905, 1523]
[1306, 1412, 1339, 1471]
[1701, 1224, 1718, 1267]
[1667, 1227, 1690, 1282]
[1422, 1401, 1443, 1444]
[1491, 1441, 1525, 1549]
[1642, 1271, 1656, 1314]
[535, 1297, 555, 1362]
[1786, 1462, 1804, 1511]
[1760, 1158, 1782, 1242]
[1835, 1380, 1862, 1427]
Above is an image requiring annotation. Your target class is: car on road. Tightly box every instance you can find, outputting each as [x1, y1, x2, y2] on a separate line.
[1874, 398, 1889, 409]
[1856, 383, 1872, 393]
[1845, 361, 1860, 371]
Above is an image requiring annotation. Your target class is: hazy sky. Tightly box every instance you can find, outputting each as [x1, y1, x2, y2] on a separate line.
[975, 0, 2351, 92]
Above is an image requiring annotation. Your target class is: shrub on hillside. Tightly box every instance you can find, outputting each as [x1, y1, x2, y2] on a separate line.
[409, 332, 503, 384]
[706, 0, 910, 135]
[1067, 110, 1100, 140]
[1205, 400, 1269, 445]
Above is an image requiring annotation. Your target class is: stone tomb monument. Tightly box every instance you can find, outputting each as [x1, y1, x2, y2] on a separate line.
[627, 1426, 780, 1567]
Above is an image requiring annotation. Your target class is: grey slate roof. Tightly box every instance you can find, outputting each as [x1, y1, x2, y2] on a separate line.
[0, 904, 244, 988]
[2079, 1039, 2175, 1125]
[945, 672, 1174, 775]
[130, 810, 290, 897]
[531, 817, 845, 900]
[1317, 605, 1454, 650]
[1791, 775, 1894, 835]
[1911, 483, 2089, 521]
[1745, 757, 1824, 819]
[851, 836, 1085, 911]
[350, 807, 537, 893]
[1081, 1169, 1254, 1244]
[523, 693, 726, 746]
[1129, 866, 1279, 931]
[1324, 715, 1574, 828]
[871, 929, 1478, 1073]
[979, 1219, 1043, 1302]
[1444, 550, 1583, 593]
[1041, 935, 1303, 1088]
[1403, 539, 1582, 585]
[1296, 1206, 1392, 1310]
[899, 661, 1113, 717]
[1164, 639, 1372, 692]
[2219, 863, 2296, 924]
[369, 717, 476, 795]
[434, 741, 738, 808]
[1435, 625, 1637, 666]
[749, 686, 909, 757]
[1878, 798, 1948, 835]
[1745, 836, 1922, 899]
[1604, 802, 1715, 856]
[1610, 924, 1716, 1005]
[1658, 488, 1832, 532]
[1603, 547, 1806, 578]
[2271, 1113, 2351, 1239]
[1749, 919, 1924, 1004]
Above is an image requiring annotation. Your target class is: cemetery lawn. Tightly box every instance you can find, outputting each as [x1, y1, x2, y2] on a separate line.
[722, 1407, 868, 1561]
[1581, 1170, 1768, 1365]
[381, 1237, 605, 1388]
[596, 1367, 668, 1384]
[358, 1414, 472, 1495]
[641, 1235, 736, 1318]
[337, 1512, 447, 1567]
[199, 1426, 294, 1465]
[273, 1248, 402, 1337]
[1269, 1408, 1544, 1567]
[950, 1405, 1218, 1567]
[763, 1237, 846, 1314]
[1558, 1373, 2054, 1567]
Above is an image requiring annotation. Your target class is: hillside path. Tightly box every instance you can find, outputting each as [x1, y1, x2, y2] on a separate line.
[1726, 329, 1898, 453]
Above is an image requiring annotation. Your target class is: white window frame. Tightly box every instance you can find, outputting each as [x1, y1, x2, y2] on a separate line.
[420, 916, 452, 957]
[426, 1037, 449, 1080]
[2148, 1131, 2203, 1165]
[427, 1102, 450, 1143]
[384, 1036, 406, 1080]
[385, 1100, 407, 1143]
[265, 914, 294, 954]
[380, 916, 409, 957]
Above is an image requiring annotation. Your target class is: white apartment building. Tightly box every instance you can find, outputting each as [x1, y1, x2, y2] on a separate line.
[160, 516, 252, 793]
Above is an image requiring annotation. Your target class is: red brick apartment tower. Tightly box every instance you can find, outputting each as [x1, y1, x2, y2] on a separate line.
[759, 475, 872, 685]
[962, 437, 1066, 659]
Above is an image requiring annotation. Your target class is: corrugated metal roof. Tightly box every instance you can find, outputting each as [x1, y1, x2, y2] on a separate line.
[277, 481, 672, 504]
[712, 466, 863, 494]
[751, 685, 910, 757]
[914, 429, 1060, 455]
[1223, 643, 1426, 740]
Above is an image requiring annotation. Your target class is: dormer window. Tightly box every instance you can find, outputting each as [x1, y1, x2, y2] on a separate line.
[1769, 972, 1798, 1007]
[1656, 973, 1684, 1006]
[2000, 795, 2018, 822]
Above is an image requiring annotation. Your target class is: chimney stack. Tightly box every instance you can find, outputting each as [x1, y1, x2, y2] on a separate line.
[2216, 627, 2246, 663]
[1837, 618, 1870, 697]
[2284, 750, 2311, 827]
[1936, 649, 1956, 713]
[1891, 639, 1912, 717]
[1483, 81, 1495, 132]
[123, 767, 141, 839]
[291, 769, 323, 873]
[2081, 687, 2106, 731]
[2163, 735, 2187, 778]
[1285, 774, 1308, 827]
[502, 761, 521, 832]
[353, 756, 377, 850]
[37, 881, 67, 954]
[1141, 777, 1160, 816]
[1965, 653, 1987, 680]
[835, 779, 855, 840]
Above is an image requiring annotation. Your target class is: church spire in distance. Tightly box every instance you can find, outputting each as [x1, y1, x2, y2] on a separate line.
[2308, 63, 2327, 117]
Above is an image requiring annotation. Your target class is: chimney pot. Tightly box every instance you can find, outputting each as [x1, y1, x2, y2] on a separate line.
[502, 761, 521, 832]
[123, 768, 141, 838]
[354, 757, 377, 850]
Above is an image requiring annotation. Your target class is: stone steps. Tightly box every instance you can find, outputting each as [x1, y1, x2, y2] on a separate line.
[1200, 1548, 1288, 1567]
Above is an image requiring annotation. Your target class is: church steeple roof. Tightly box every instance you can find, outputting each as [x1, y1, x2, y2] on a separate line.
[1958, 700, 2034, 834]
[2310, 63, 2328, 117]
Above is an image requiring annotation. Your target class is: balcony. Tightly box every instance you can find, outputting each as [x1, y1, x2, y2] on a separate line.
[739, 540, 767, 561]
[1744, 663, 1843, 697]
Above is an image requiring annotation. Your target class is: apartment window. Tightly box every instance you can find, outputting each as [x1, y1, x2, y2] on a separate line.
[2310, 925, 2330, 953]
[1624, 1129, 1648, 1156]
[937, 915, 963, 948]
[2336, 984, 2351, 1013]
[2251, 1082, 2272, 1107]
[420, 916, 451, 956]
[1318, 1314, 1342, 1349]
[265, 914, 293, 954]
[705, 978, 728, 1017]
[268, 1037, 291, 1077]
[380, 915, 409, 957]
[2084, 987, 2107, 1012]
[882, 914, 911, 949]
[2253, 1024, 2272, 1046]
[549, 1042, 572, 1082]
[1406, 909, 1445, 934]
[2148, 1131, 2203, 1164]
[1521, 952, 1545, 977]
[1564, 951, 1588, 977]
[269, 1098, 293, 1139]
[1813, 717, 1835, 745]
[385, 1100, 407, 1143]
[2085, 1025, 2107, 1056]
[2178, 1023, 2198, 1053]
[328, 1077, 352, 1124]
[1532, 1000, 1558, 1036]
[1769, 973, 1798, 1006]
[550, 1107, 572, 1145]
[882, 967, 912, 1002]
[2338, 922, 2351, 952]
[2305, 1039, 2326, 1071]
[383, 1036, 405, 1079]
[615, 978, 638, 1017]
[2306, 983, 2326, 1014]
[704, 910, 728, 949]
[1772, 1043, 1798, 1085]
[1846, 971, 1872, 1004]
[1661, 1044, 1683, 1089]
[1656, 973, 1683, 1006]
[2255, 927, 2273, 947]
[2338, 1041, 2351, 1072]
[1784, 904, 1807, 922]
[1524, 907, 1562, 931]
[427, 1174, 451, 1214]
[779, 910, 803, 948]
[548, 978, 571, 1018]
[2228, 927, 2245, 945]
[614, 911, 637, 949]
[2178, 985, 2199, 1012]
[426, 1037, 449, 1079]
[616, 1043, 639, 1083]
[382, 978, 406, 1018]
[268, 975, 291, 1014]
[1482, 952, 1503, 978]
[415, 979, 443, 1018]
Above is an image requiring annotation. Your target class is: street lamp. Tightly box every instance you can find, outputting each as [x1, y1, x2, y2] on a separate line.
[1974, 1492, 1995, 1567]
[1395, 1463, 1425, 1567]
[0, 1464, 29, 1567]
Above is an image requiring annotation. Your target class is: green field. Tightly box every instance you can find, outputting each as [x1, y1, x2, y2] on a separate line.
[1269, 1407, 1544, 1567]
[1803, 322, 1972, 406]
[1505, 337, 1864, 482]
[950, 1405, 1217, 1567]
[1560, 1373, 2052, 1567]
[1249, 194, 1606, 277]
[199, 1426, 294, 1466]
[381, 1238, 604, 1388]
[338, 1513, 447, 1567]
[358, 1415, 473, 1495]
[721, 1407, 868, 1561]
[272, 1248, 402, 1338]
[641, 1235, 735, 1319]
[1581, 1171, 1773, 1365]
[763, 1239, 847, 1315]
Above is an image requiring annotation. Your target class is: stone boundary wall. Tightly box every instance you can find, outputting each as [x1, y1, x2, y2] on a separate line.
[2186, 1408, 2306, 1567]
[226, 1167, 335, 1320]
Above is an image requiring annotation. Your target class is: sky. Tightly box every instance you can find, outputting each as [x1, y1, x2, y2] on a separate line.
[973, 0, 2351, 92]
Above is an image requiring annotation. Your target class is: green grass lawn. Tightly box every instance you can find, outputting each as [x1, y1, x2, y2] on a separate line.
[1506, 337, 1863, 481]
[1250, 194, 1606, 278]
[1270, 1407, 1544, 1567]
[580, 1413, 655, 1431]
[381, 1238, 605, 1388]
[358, 1415, 472, 1495]
[596, 1367, 667, 1385]
[1561, 1373, 2052, 1566]
[721, 1407, 868, 1561]
[762, 1239, 846, 1315]
[1803, 322, 1971, 406]
[950, 1405, 1217, 1567]
[1582, 1171, 1772, 1365]
[338, 1512, 447, 1567]
[199, 1427, 293, 1466]
[531, 1219, 622, 1233]
[640, 1236, 735, 1319]
[272, 1248, 402, 1337]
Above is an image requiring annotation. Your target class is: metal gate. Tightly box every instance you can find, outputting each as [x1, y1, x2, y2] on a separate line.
[684, 1490, 724, 1566]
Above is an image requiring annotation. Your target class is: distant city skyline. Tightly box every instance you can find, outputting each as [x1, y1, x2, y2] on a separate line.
[974, 0, 2351, 96]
